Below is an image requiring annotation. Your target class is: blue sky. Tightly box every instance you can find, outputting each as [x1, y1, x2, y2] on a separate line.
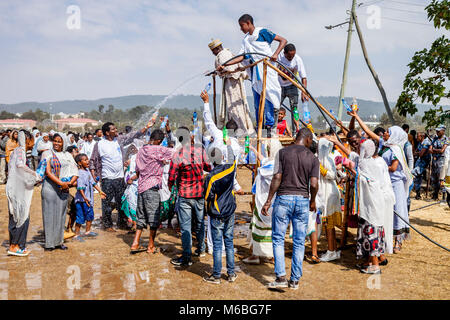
[0, 0, 445, 105]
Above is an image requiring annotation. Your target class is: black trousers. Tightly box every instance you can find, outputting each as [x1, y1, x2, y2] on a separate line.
[9, 214, 29, 250]
[101, 178, 128, 229]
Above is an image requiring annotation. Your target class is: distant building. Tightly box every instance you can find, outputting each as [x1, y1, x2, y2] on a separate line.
[342, 120, 381, 128]
[53, 118, 99, 130]
[0, 119, 37, 129]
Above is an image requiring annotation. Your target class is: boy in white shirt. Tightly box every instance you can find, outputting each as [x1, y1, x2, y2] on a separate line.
[278, 43, 308, 133]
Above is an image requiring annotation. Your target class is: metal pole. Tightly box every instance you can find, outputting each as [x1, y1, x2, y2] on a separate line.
[337, 0, 357, 121]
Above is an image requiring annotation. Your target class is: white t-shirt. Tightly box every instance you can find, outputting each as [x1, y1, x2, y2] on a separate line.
[97, 139, 124, 180]
[278, 52, 307, 87]
[81, 140, 96, 159]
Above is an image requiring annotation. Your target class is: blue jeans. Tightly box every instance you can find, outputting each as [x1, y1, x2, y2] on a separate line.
[272, 195, 309, 282]
[253, 88, 275, 128]
[178, 197, 205, 260]
[210, 214, 235, 278]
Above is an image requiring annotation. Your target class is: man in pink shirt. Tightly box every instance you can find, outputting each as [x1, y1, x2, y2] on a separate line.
[130, 129, 174, 254]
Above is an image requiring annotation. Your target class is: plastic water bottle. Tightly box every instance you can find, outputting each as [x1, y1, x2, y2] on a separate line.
[302, 101, 311, 123]
[245, 136, 250, 154]
[148, 110, 158, 128]
[293, 107, 300, 122]
[342, 98, 353, 113]
[204, 83, 211, 93]
[160, 115, 169, 129]
[193, 112, 198, 126]
[351, 97, 359, 112]
[161, 137, 168, 147]
[222, 127, 228, 145]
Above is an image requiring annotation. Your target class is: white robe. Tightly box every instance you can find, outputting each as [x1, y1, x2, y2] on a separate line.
[359, 153, 395, 254]
[6, 132, 39, 228]
[239, 27, 281, 109]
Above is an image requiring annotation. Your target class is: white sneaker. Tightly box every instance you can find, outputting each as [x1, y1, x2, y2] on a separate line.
[320, 250, 340, 262]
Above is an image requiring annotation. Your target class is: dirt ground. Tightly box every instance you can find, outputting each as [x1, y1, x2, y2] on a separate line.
[0, 167, 449, 300]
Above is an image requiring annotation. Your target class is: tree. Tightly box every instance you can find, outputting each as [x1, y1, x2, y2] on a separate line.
[0, 110, 17, 119]
[396, 0, 450, 128]
[21, 110, 38, 120]
[98, 105, 105, 114]
[379, 108, 408, 128]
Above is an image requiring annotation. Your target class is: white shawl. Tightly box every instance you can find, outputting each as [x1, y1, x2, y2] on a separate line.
[6, 131, 39, 227]
[385, 126, 413, 193]
[239, 27, 281, 108]
[358, 140, 395, 254]
[317, 139, 341, 217]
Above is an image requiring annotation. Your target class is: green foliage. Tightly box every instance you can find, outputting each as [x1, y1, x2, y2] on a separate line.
[20, 108, 50, 122]
[396, 0, 450, 128]
[0, 110, 17, 120]
[380, 108, 408, 128]
[82, 105, 202, 132]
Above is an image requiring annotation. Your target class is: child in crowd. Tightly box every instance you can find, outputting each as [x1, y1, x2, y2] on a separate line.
[203, 139, 238, 284]
[159, 140, 178, 229]
[122, 144, 139, 232]
[276, 107, 292, 137]
[73, 153, 106, 241]
[65, 145, 80, 238]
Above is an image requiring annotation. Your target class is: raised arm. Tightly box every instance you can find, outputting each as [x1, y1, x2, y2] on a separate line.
[326, 136, 351, 158]
[347, 110, 379, 142]
[271, 34, 287, 61]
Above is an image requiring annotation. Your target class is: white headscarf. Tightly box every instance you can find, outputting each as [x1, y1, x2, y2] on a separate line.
[42, 132, 78, 179]
[317, 138, 341, 218]
[358, 140, 395, 253]
[6, 131, 39, 227]
[385, 126, 413, 192]
[318, 139, 335, 171]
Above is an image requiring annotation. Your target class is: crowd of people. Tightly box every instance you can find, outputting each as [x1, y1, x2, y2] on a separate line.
[1, 13, 449, 291]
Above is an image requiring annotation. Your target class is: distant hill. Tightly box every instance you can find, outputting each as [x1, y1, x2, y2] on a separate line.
[0, 94, 437, 121]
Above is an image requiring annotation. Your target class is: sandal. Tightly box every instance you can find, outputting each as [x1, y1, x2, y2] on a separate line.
[7, 248, 30, 257]
[146, 247, 159, 254]
[130, 245, 147, 254]
[310, 254, 321, 264]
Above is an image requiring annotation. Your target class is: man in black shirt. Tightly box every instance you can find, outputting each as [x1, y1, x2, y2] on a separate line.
[262, 128, 319, 290]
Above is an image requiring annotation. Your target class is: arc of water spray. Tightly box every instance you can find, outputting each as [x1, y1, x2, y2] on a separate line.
[136, 70, 213, 128]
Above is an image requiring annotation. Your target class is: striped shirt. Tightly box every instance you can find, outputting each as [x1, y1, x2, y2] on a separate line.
[135, 144, 174, 194]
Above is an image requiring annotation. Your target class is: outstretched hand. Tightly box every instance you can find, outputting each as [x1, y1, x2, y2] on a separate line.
[200, 90, 209, 103]
[347, 109, 358, 118]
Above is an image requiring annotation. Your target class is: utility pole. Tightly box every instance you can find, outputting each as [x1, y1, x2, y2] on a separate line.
[337, 0, 357, 121]
[352, 11, 395, 125]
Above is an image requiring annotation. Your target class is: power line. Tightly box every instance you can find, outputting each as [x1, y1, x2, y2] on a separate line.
[380, 16, 433, 26]
[380, 5, 426, 14]
[388, 0, 427, 7]
[359, 0, 385, 7]
[359, 11, 433, 26]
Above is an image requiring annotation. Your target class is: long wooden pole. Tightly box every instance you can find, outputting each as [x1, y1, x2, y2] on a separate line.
[256, 60, 268, 170]
[251, 60, 269, 214]
[265, 62, 349, 134]
[212, 75, 217, 124]
[352, 11, 395, 125]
